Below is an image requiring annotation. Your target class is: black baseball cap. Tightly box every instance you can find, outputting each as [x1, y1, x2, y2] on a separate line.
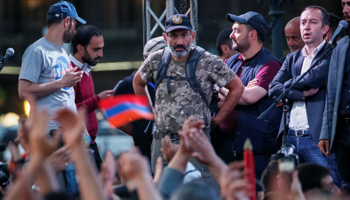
[165, 14, 192, 33]
[226, 11, 268, 36]
[47, 1, 86, 24]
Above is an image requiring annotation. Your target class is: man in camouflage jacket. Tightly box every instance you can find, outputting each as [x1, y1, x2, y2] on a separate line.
[133, 14, 244, 174]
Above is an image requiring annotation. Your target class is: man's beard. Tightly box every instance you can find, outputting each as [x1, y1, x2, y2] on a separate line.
[82, 52, 100, 66]
[168, 39, 192, 57]
[232, 35, 250, 53]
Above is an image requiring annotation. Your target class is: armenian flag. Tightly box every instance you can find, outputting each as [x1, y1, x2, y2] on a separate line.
[98, 95, 154, 128]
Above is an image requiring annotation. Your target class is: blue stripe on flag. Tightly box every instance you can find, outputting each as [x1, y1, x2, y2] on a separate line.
[105, 103, 150, 118]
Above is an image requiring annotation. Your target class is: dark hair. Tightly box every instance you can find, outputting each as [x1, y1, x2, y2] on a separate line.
[261, 160, 279, 193]
[216, 28, 233, 56]
[44, 191, 74, 200]
[171, 178, 220, 200]
[246, 24, 265, 43]
[47, 10, 74, 28]
[297, 163, 330, 193]
[328, 13, 343, 35]
[47, 10, 64, 27]
[72, 25, 103, 55]
[303, 5, 330, 27]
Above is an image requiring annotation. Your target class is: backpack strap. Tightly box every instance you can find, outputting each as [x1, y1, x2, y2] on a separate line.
[185, 46, 207, 106]
[154, 47, 172, 91]
[154, 46, 209, 125]
[185, 46, 209, 126]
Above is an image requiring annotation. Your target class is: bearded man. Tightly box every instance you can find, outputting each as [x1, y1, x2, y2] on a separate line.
[133, 14, 244, 174]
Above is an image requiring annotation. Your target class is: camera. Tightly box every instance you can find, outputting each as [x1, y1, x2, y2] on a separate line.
[270, 143, 299, 167]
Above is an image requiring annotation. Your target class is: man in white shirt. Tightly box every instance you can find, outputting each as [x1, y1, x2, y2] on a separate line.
[269, 5, 341, 186]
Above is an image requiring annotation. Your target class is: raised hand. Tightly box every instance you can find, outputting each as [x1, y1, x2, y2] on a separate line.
[160, 135, 179, 162]
[186, 124, 217, 166]
[3, 170, 39, 200]
[100, 150, 116, 184]
[220, 162, 249, 200]
[179, 116, 203, 155]
[118, 149, 162, 200]
[55, 108, 86, 149]
[100, 150, 116, 199]
[28, 110, 60, 161]
[153, 157, 163, 185]
[18, 96, 37, 154]
[118, 149, 150, 182]
[8, 141, 21, 163]
[47, 146, 71, 174]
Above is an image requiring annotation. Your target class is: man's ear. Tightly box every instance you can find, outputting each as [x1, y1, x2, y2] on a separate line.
[191, 31, 196, 41]
[249, 30, 257, 41]
[64, 17, 71, 28]
[322, 25, 330, 37]
[221, 45, 229, 55]
[325, 31, 332, 42]
[162, 33, 167, 42]
[77, 44, 85, 55]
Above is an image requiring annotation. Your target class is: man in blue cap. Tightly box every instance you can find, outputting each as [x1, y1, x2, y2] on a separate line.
[18, 2, 86, 195]
[220, 11, 282, 179]
[19, 1, 86, 130]
[133, 14, 244, 174]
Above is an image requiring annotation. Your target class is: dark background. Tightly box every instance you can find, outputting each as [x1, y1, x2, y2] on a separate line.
[0, 0, 344, 115]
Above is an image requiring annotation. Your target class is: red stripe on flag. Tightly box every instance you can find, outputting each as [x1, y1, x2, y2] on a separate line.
[107, 109, 154, 128]
[99, 95, 149, 110]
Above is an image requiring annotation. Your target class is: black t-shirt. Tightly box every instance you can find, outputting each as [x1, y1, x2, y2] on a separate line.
[114, 75, 155, 160]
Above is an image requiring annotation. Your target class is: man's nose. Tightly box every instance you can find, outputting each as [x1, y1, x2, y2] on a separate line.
[98, 50, 103, 58]
[344, 5, 350, 14]
[229, 32, 235, 40]
[176, 37, 184, 45]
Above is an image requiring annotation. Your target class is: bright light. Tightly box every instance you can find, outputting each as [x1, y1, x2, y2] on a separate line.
[24, 100, 30, 116]
[0, 112, 20, 127]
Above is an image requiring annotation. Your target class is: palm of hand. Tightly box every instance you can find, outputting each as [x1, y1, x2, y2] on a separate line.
[29, 111, 60, 160]
[56, 108, 86, 148]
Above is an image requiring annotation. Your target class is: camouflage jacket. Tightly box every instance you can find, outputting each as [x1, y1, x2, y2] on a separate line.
[140, 48, 235, 134]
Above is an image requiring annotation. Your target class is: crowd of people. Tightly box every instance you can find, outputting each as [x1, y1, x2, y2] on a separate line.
[1, 0, 350, 199]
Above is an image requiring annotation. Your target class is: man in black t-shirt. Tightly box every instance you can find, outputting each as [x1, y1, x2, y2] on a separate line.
[113, 36, 166, 162]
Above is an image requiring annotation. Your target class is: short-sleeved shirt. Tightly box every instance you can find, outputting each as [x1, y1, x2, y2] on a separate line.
[19, 37, 76, 130]
[236, 54, 281, 90]
[139, 48, 235, 134]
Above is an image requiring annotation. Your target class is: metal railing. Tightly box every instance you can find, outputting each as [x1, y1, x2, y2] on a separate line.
[142, 0, 198, 46]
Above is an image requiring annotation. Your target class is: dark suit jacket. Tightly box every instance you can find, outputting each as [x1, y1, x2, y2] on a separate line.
[320, 36, 350, 151]
[269, 42, 332, 143]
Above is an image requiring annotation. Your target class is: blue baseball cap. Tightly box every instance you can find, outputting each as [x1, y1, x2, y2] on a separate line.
[226, 11, 268, 36]
[165, 14, 192, 33]
[47, 1, 86, 24]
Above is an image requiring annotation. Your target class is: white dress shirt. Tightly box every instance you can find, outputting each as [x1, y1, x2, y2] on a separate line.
[289, 40, 326, 130]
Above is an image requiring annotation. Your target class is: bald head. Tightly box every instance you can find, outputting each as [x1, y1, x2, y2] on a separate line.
[285, 17, 305, 53]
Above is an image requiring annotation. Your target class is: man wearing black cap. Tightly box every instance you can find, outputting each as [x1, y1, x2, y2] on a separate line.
[270, 6, 341, 187]
[133, 14, 244, 173]
[19, 1, 86, 131]
[221, 11, 282, 179]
